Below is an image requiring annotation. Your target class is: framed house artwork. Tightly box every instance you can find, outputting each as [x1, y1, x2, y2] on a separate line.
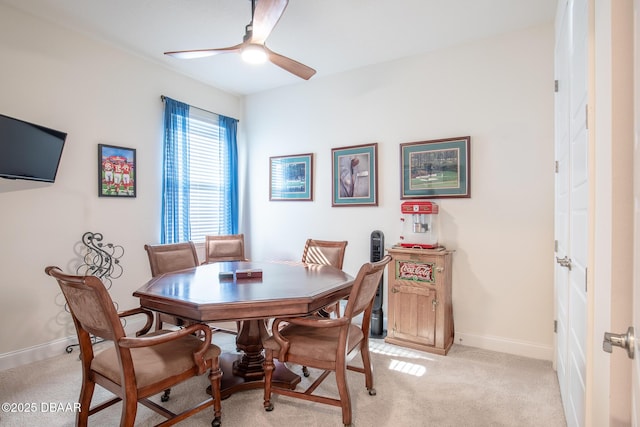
[269, 153, 314, 201]
[331, 143, 378, 207]
[98, 144, 136, 198]
[400, 136, 470, 199]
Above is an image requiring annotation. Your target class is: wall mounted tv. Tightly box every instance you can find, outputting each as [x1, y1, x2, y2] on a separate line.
[0, 113, 67, 183]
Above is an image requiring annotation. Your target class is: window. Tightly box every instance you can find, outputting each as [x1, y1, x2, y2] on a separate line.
[161, 97, 238, 244]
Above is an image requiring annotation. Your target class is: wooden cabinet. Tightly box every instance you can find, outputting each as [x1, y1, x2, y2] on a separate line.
[385, 247, 454, 355]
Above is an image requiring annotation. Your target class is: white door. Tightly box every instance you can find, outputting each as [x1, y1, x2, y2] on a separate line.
[554, 1, 589, 425]
[633, 0, 640, 422]
[567, 0, 590, 424]
[554, 0, 571, 409]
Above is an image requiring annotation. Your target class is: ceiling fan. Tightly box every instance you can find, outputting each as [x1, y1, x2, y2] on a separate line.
[164, 0, 316, 80]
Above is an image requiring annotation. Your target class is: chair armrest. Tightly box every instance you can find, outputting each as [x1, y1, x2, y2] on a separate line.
[273, 316, 348, 330]
[117, 307, 154, 337]
[119, 323, 213, 374]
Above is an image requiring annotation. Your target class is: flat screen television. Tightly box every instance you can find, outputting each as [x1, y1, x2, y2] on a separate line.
[0, 113, 67, 183]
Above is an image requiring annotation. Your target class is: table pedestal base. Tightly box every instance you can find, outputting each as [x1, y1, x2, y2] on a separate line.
[217, 353, 300, 399]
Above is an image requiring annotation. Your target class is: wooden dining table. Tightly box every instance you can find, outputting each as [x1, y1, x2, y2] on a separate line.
[133, 260, 354, 398]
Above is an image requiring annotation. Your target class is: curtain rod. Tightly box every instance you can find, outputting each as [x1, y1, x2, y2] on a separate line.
[160, 95, 239, 122]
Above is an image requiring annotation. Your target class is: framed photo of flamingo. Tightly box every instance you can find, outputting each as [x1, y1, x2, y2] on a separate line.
[331, 143, 378, 207]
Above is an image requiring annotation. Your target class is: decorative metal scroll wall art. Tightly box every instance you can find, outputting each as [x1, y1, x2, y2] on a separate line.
[75, 231, 124, 285]
[64, 232, 125, 353]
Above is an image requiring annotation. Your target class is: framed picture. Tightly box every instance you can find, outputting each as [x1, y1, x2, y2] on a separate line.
[331, 143, 378, 207]
[269, 153, 314, 201]
[400, 136, 470, 199]
[98, 144, 136, 198]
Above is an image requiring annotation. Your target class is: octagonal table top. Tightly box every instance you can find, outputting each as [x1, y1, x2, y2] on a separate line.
[134, 261, 354, 322]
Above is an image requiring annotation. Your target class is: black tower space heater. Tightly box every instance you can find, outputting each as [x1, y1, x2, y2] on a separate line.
[370, 230, 385, 338]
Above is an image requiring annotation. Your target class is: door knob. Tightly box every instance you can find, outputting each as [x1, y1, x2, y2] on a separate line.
[555, 256, 572, 270]
[603, 326, 635, 359]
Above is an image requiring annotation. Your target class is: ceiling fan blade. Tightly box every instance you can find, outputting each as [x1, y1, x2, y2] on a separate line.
[165, 44, 243, 59]
[251, 0, 288, 44]
[266, 46, 316, 80]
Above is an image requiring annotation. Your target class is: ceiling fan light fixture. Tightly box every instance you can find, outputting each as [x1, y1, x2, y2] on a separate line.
[165, 0, 316, 79]
[241, 44, 267, 64]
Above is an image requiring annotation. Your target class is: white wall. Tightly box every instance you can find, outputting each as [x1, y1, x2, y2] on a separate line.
[0, 2, 555, 366]
[0, 4, 242, 365]
[244, 24, 555, 359]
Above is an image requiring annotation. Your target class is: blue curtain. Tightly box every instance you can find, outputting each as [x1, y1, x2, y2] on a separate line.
[161, 97, 191, 243]
[219, 114, 239, 234]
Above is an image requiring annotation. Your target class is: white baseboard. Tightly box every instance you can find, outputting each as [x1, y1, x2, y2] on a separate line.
[454, 331, 553, 361]
[0, 336, 78, 371]
[0, 317, 150, 371]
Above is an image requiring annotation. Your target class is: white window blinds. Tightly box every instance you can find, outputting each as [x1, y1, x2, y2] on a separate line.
[187, 107, 229, 242]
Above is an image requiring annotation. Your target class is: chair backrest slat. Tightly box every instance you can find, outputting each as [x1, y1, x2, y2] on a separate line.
[301, 239, 348, 269]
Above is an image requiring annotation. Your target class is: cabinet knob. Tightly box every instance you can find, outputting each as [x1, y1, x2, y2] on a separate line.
[436, 267, 444, 273]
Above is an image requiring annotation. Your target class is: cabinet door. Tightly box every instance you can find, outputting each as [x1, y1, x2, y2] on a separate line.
[389, 282, 436, 346]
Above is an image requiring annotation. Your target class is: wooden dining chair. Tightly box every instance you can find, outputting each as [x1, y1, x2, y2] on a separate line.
[145, 241, 240, 336]
[144, 241, 200, 331]
[45, 266, 223, 427]
[203, 234, 248, 264]
[301, 238, 348, 269]
[298, 238, 350, 377]
[262, 255, 392, 427]
[301, 238, 348, 317]
[202, 234, 248, 335]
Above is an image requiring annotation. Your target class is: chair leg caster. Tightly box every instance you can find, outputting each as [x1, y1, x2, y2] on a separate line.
[161, 389, 171, 402]
[264, 402, 274, 412]
[368, 388, 376, 396]
[211, 416, 221, 427]
[302, 366, 310, 377]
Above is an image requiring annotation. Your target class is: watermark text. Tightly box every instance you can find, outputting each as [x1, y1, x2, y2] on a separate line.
[1, 402, 81, 413]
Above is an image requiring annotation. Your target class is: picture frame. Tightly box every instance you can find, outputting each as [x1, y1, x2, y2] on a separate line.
[98, 144, 136, 198]
[331, 143, 378, 207]
[269, 153, 314, 201]
[400, 136, 470, 199]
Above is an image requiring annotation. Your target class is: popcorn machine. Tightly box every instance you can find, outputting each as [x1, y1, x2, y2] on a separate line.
[399, 201, 439, 249]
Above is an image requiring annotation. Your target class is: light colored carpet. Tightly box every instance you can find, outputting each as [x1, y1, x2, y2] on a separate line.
[0, 334, 566, 426]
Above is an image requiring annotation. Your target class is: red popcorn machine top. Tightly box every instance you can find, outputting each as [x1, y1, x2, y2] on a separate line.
[399, 201, 439, 249]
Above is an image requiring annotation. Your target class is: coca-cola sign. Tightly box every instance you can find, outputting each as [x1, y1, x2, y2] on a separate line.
[397, 260, 435, 283]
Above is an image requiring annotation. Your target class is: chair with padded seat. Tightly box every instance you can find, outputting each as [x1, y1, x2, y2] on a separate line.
[297, 238, 349, 377]
[144, 241, 200, 276]
[202, 234, 248, 334]
[301, 238, 348, 317]
[203, 234, 248, 264]
[145, 241, 240, 335]
[144, 241, 200, 331]
[301, 238, 347, 270]
[45, 266, 223, 427]
[262, 255, 392, 427]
